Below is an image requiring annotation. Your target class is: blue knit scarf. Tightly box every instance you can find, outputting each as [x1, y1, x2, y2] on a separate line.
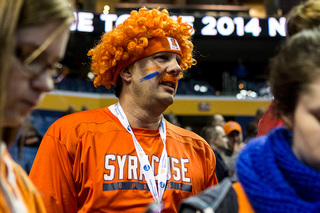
[237, 127, 320, 213]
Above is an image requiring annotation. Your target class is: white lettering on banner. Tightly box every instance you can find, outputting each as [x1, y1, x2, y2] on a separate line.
[233, 17, 244, 36]
[216, 16, 235, 36]
[182, 16, 195, 30]
[244, 17, 262, 37]
[202, 16, 262, 37]
[171, 15, 195, 29]
[100, 14, 117, 32]
[103, 154, 191, 183]
[171, 15, 195, 35]
[70, 11, 286, 37]
[99, 14, 130, 32]
[201, 16, 217, 36]
[116, 14, 131, 27]
[268, 17, 286, 37]
[77, 12, 94, 32]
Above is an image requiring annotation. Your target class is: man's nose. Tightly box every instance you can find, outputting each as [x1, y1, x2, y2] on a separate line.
[167, 60, 181, 77]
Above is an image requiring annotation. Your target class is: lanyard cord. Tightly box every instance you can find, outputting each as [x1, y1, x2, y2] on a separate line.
[109, 103, 168, 207]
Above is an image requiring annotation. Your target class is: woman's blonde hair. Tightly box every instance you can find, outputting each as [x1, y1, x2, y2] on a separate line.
[0, 0, 23, 140]
[88, 8, 197, 89]
[0, 0, 74, 142]
[286, 0, 320, 37]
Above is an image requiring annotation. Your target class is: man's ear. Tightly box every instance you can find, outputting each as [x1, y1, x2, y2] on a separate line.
[119, 67, 131, 83]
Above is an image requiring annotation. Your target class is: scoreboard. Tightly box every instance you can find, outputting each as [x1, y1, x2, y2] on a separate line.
[71, 11, 286, 38]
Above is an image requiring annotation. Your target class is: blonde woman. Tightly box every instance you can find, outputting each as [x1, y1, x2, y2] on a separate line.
[0, 0, 74, 212]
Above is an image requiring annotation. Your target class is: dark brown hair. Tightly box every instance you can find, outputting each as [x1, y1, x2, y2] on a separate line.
[270, 28, 320, 117]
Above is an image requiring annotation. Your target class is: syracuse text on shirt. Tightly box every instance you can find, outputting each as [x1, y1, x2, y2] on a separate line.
[103, 154, 192, 192]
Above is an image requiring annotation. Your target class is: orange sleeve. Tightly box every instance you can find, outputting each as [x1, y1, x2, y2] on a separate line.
[205, 145, 218, 188]
[29, 128, 77, 213]
[232, 182, 255, 213]
[257, 100, 283, 136]
[0, 151, 46, 213]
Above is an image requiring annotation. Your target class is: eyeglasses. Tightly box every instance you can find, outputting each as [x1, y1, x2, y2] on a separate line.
[15, 46, 69, 84]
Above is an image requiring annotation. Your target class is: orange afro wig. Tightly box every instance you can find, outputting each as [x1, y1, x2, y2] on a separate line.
[87, 7, 196, 89]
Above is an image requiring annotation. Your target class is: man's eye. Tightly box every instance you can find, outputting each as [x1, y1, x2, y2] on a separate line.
[310, 110, 320, 122]
[314, 114, 320, 122]
[155, 55, 168, 60]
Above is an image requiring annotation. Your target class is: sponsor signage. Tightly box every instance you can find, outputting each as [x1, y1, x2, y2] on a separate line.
[71, 12, 286, 38]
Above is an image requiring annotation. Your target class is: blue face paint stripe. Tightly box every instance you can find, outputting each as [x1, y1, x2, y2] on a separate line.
[140, 72, 159, 82]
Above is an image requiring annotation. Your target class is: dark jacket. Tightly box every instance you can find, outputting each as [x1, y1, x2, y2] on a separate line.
[178, 177, 254, 213]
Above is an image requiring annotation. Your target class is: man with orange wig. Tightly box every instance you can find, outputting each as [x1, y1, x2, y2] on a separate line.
[30, 8, 218, 212]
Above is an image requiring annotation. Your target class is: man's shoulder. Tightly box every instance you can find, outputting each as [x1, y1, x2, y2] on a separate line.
[45, 107, 118, 139]
[166, 121, 202, 140]
[166, 121, 209, 148]
[54, 107, 112, 126]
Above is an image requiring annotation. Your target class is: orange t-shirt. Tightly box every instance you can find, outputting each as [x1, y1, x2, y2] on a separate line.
[30, 107, 218, 213]
[0, 145, 46, 213]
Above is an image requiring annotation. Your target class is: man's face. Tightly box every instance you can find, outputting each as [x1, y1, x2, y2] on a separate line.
[213, 114, 225, 127]
[127, 51, 182, 109]
[227, 130, 242, 151]
[213, 126, 228, 150]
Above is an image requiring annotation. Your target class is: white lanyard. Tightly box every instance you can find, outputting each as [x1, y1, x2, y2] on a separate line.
[109, 103, 168, 207]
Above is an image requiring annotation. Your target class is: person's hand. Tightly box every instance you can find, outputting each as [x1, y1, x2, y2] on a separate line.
[233, 142, 245, 153]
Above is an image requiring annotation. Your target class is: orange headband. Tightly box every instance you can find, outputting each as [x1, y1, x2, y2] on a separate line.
[112, 37, 182, 85]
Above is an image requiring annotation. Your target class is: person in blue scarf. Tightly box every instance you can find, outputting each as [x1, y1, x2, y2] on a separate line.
[179, 1, 320, 213]
[236, 27, 320, 212]
[179, 27, 320, 213]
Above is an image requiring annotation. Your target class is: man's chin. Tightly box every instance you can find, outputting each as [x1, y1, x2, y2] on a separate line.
[156, 93, 174, 107]
[163, 96, 175, 107]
